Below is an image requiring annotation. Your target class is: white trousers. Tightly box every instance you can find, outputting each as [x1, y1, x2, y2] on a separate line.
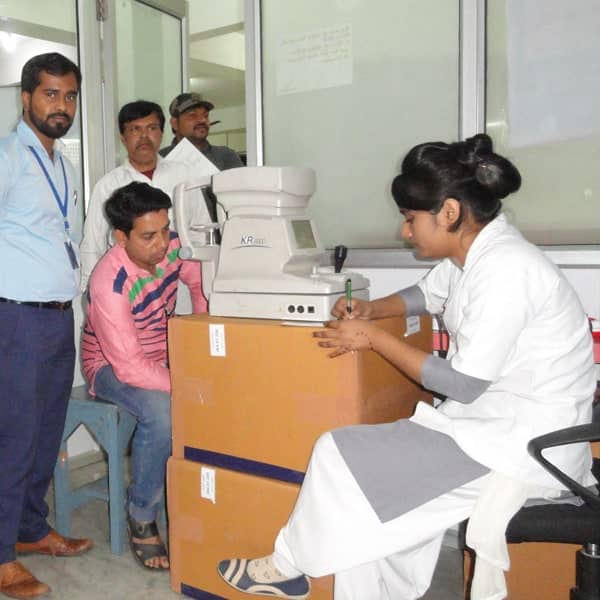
[274, 432, 491, 600]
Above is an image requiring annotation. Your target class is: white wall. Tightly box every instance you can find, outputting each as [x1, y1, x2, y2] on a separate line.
[210, 104, 245, 130]
[191, 33, 245, 70]
[208, 103, 246, 151]
[0, 86, 20, 135]
[0, 0, 76, 32]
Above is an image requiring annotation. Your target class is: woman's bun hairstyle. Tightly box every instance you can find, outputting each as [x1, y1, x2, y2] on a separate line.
[391, 133, 521, 228]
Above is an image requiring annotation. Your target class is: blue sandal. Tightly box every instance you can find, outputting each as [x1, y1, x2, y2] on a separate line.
[217, 558, 310, 599]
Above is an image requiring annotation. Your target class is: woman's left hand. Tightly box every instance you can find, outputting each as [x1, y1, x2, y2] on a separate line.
[313, 319, 377, 357]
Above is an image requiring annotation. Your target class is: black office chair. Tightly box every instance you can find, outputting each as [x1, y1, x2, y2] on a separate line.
[463, 421, 600, 600]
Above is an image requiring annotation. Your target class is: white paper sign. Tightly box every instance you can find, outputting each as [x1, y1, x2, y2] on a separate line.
[404, 316, 421, 337]
[201, 467, 216, 503]
[209, 323, 226, 357]
[277, 24, 353, 96]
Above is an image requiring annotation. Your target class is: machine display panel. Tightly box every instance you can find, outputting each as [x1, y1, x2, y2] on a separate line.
[291, 219, 317, 249]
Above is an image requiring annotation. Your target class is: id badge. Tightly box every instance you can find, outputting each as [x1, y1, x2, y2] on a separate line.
[64, 240, 79, 270]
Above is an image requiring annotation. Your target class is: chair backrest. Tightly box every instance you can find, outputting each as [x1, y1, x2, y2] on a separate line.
[528, 422, 600, 511]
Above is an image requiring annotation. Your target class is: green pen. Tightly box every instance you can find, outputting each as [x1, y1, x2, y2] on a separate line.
[345, 278, 352, 314]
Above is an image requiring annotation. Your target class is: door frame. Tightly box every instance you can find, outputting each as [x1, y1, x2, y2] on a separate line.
[89, 0, 187, 195]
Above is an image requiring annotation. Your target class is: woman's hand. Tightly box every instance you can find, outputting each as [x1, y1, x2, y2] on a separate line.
[330, 296, 373, 320]
[313, 319, 378, 357]
[315, 313, 428, 382]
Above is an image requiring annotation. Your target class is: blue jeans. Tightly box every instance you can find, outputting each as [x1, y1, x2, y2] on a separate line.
[94, 365, 171, 523]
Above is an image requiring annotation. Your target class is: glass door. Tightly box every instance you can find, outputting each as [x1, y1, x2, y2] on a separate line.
[104, 0, 185, 165]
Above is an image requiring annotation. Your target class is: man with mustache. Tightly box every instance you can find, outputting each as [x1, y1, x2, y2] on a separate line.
[80, 101, 195, 290]
[159, 92, 244, 170]
[0, 52, 92, 599]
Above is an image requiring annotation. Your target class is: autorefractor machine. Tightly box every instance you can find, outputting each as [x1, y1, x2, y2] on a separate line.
[173, 166, 369, 322]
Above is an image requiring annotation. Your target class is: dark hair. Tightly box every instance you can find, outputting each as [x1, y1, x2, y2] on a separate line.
[117, 100, 165, 134]
[104, 182, 171, 235]
[21, 52, 82, 93]
[391, 134, 521, 231]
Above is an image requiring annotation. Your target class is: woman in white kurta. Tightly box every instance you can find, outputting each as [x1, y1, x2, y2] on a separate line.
[218, 134, 596, 600]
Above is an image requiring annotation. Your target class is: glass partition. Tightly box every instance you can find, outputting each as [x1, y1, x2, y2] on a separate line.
[486, 0, 600, 244]
[260, 0, 460, 249]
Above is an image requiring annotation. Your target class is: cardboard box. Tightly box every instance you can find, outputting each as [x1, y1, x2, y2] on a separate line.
[168, 457, 333, 599]
[169, 315, 432, 473]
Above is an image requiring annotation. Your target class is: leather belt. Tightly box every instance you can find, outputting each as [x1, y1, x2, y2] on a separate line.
[0, 297, 72, 310]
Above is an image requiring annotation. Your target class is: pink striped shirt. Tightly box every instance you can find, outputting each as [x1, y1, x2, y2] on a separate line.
[82, 232, 207, 393]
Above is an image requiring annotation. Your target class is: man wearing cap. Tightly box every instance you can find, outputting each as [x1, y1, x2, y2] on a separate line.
[159, 92, 243, 170]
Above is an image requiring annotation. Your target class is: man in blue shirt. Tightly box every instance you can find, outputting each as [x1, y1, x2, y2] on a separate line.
[0, 53, 92, 599]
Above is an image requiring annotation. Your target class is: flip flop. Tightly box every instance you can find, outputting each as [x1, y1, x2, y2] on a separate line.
[127, 515, 169, 571]
[217, 558, 310, 599]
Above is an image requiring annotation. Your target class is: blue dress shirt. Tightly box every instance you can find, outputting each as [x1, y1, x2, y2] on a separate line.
[0, 120, 82, 301]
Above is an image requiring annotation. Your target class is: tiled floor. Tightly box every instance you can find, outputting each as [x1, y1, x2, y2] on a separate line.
[20, 463, 464, 599]
[16, 496, 178, 600]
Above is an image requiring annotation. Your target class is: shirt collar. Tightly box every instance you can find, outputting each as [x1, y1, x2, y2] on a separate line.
[112, 241, 169, 279]
[462, 213, 509, 270]
[17, 119, 65, 159]
[124, 154, 162, 174]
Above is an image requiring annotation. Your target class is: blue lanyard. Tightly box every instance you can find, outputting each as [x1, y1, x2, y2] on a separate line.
[29, 146, 70, 231]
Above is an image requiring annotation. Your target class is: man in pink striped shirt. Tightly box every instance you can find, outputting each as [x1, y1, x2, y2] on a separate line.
[82, 181, 207, 570]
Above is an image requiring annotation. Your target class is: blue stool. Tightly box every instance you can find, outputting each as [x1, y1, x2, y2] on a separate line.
[53, 385, 137, 554]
